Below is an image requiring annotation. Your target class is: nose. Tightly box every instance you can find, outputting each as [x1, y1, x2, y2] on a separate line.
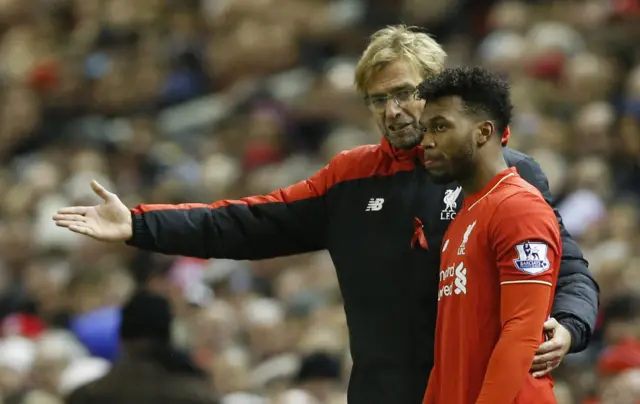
[421, 130, 435, 149]
[385, 98, 403, 120]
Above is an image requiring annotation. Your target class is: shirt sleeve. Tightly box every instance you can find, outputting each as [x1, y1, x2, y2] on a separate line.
[423, 370, 437, 404]
[513, 153, 599, 352]
[475, 191, 561, 404]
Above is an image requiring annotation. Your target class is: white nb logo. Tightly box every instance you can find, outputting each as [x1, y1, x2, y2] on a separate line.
[366, 198, 384, 211]
[440, 186, 462, 220]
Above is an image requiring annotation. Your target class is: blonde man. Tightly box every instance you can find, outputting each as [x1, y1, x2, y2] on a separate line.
[54, 25, 597, 404]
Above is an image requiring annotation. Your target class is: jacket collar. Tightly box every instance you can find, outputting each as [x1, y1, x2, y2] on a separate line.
[380, 136, 424, 162]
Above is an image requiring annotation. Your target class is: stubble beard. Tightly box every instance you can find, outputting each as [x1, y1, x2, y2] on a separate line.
[384, 126, 424, 150]
[425, 133, 476, 185]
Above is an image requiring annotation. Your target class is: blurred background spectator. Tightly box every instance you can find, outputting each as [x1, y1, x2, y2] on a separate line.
[65, 289, 218, 404]
[0, 0, 638, 403]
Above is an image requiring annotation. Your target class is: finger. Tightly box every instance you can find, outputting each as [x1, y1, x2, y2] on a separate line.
[548, 359, 561, 370]
[55, 220, 85, 228]
[532, 369, 551, 378]
[90, 180, 112, 202]
[530, 363, 548, 372]
[533, 341, 560, 362]
[52, 214, 86, 223]
[535, 339, 560, 355]
[69, 224, 96, 237]
[56, 206, 90, 215]
[533, 351, 562, 364]
[532, 360, 561, 378]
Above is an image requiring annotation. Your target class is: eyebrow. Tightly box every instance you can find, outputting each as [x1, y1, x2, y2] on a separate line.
[422, 115, 449, 123]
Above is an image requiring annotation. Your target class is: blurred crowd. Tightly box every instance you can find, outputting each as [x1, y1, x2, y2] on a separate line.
[0, 0, 639, 403]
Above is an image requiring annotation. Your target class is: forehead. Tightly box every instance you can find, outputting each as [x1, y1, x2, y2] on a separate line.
[420, 96, 465, 122]
[366, 59, 423, 95]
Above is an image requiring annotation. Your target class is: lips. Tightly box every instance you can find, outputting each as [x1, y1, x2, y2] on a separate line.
[423, 155, 444, 167]
[389, 122, 412, 131]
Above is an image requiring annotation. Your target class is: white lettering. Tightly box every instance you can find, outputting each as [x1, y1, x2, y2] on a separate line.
[439, 265, 455, 282]
[438, 262, 468, 301]
[438, 282, 453, 301]
[440, 211, 456, 220]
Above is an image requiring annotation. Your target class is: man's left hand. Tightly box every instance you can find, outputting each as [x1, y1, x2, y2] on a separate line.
[530, 317, 572, 378]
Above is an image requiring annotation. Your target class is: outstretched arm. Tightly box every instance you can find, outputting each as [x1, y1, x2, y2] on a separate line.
[127, 173, 329, 260]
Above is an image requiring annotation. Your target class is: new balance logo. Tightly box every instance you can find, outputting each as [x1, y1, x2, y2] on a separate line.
[366, 198, 384, 211]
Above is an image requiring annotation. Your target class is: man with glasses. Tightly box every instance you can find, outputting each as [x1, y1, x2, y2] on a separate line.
[53, 25, 598, 404]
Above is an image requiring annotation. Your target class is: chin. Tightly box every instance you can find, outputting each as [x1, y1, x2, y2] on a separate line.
[385, 131, 423, 150]
[425, 169, 456, 184]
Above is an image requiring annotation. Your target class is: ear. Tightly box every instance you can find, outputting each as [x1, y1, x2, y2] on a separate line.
[476, 121, 494, 146]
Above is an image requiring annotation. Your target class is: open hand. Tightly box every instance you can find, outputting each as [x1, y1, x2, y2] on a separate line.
[52, 180, 133, 242]
[530, 318, 572, 378]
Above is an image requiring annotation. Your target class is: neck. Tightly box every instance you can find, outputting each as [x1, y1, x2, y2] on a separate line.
[459, 147, 508, 195]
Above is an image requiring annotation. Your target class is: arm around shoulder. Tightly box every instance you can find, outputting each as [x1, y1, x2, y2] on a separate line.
[513, 155, 599, 352]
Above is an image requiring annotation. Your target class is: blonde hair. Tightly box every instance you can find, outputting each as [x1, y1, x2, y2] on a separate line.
[354, 25, 447, 94]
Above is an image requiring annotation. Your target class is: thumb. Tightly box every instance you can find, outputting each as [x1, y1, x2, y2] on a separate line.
[543, 317, 558, 331]
[90, 180, 113, 202]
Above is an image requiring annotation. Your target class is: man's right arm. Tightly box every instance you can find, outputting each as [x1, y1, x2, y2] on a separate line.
[475, 192, 561, 404]
[126, 151, 359, 260]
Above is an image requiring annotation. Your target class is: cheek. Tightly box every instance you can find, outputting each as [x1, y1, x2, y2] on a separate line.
[409, 100, 425, 119]
[440, 133, 471, 160]
[437, 132, 456, 154]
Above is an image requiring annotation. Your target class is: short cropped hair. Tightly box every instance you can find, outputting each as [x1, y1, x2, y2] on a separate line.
[417, 66, 513, 135]
[354, 25, 447, 94]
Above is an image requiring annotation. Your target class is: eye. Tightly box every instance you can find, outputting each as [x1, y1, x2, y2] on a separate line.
[435, 125, 447, 132]
[394, 90, 414, 101]
[376, 98, 389, 106]
[370, 97, 387, 108]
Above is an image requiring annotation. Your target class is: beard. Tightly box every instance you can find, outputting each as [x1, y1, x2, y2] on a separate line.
[424, 132, 476, 184]
[384, 122, 424, 150]
[425, 169, 457, 185]
[426, 156, 475, 184]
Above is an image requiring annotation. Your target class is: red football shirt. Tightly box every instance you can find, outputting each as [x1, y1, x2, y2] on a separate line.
[424, 167, 561, 404]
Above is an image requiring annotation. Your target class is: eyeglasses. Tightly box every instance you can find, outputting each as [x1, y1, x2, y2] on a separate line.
[364, 88, 419, 111]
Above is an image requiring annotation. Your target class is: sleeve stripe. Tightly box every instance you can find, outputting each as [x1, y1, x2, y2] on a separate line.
[500, 280, 552, 286]
[132, 183, 326, 214]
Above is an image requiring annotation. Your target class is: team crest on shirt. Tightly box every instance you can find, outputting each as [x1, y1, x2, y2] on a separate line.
[513, 241, 550, 274]
[457, 221, 476, 255]
[440, 186, 462, 220]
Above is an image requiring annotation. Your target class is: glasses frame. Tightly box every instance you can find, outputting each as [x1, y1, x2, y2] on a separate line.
[364, 88, 420, 111]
